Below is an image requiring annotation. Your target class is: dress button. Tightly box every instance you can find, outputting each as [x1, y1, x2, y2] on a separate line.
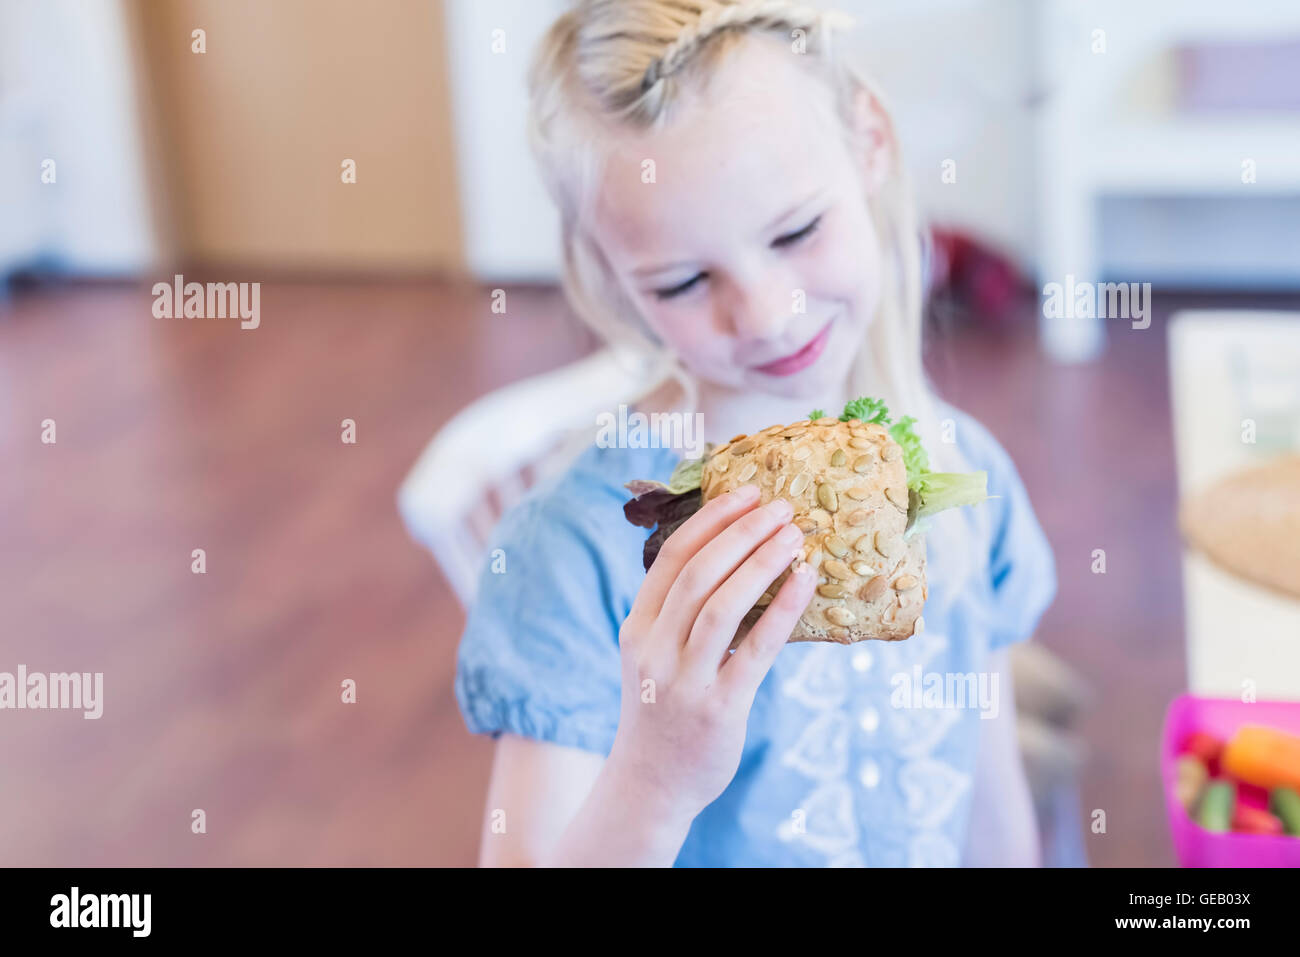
[858, 707, 879, 734]
[858, 760, 881, 789]
[851, 649, 873, 673]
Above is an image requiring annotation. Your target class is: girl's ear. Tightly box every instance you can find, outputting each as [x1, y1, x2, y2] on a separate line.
[850, 84, 894, 196]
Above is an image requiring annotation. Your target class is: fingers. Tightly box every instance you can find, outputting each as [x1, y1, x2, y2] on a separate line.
[681, 521, 804, 675]
[718, 560, 816, 700]
[626, 484, 762, 629]
[654, 496, 795, 644]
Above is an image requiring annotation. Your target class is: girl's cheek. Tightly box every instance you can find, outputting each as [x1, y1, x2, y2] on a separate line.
[648, 302, 725, 363]
[814, 217, 879, 295]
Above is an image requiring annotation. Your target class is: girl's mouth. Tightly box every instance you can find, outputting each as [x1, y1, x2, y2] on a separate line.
[753, 319, 833, 377]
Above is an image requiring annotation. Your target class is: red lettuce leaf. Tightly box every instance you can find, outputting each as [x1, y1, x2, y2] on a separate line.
[623, 482, 704, 571]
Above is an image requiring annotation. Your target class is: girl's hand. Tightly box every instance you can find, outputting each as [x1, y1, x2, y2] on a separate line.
[607, 483, 816, 826]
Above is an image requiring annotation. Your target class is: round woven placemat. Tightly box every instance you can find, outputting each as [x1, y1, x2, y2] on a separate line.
[1179, 455, 1300, 600]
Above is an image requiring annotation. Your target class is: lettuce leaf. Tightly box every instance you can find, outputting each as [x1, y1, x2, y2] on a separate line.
[623, 447, 712, 570]
[912, 470, 988, 521]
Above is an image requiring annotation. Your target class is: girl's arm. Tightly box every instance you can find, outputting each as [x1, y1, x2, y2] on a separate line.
[962, 646, 1042, 867]
[479, 734, 696, 867]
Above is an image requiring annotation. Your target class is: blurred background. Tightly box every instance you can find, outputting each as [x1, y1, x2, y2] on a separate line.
[1, 0, 1298, 866]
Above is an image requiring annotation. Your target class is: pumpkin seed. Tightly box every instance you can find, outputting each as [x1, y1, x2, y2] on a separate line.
[852, 455, 873, 473]
[830, 448, 847, 467]
[793, 419, 811, 427]
[714, 456, 729, 473]
[822, 558, 853, 581]
[828, 625, 850, 641]
[813, 417, 838, 427]
[730, 438, 756, 455]
[874, 530, 899, 558]
[885, 486, 908, 508]
[826, 606, 856, 626]
[913, 615, 925, 634]
[847, 509, 871, 526]
[764, 448, 783, 471]
[789, 471, 811, 496]
[824, 535, 849, 558]
[772, 474, 786, 495]
[816, 483, 838, 512]
[729, 433, 748, 443]
[781, 427, 808, 438]
[737, 462, 758, 482]
[760, 424, 783, 436]
[894, 574, 919, 591]
[792, 445, 812, 461]
[881, 443, 901, 462]
[808, 508, 832, 528]
[846, 486, 870, 500]
[844, 419, 862, 427]
[713, 441, 731, 455]
[853, 534, 874, 553]
[850, 560, 873, 576]
[795, 516, 818, 533]
[817, 583, 848, 599]
[849, 437, 873, 450]
[858, 575, 888, 602]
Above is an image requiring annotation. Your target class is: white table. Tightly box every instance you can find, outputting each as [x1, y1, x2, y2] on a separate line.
[1169, 311, 1300, 700]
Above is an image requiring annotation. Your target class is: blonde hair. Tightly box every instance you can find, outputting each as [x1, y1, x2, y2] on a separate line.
[527, 0, 990, 608]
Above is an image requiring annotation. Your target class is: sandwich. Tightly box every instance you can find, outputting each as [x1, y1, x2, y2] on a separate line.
[623, 397, 988, 644]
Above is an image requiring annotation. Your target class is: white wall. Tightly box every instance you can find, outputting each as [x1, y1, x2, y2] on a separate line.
[0, 0, 155, 277]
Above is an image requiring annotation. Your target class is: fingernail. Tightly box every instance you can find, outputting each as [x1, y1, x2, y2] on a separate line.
[765, 498, 793, 519]
[776, 523, 801, 544]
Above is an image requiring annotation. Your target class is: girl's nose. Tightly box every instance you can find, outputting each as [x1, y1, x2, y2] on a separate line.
[722, 273, 795, 341]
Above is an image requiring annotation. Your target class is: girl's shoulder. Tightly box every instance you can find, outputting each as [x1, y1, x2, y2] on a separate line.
[455, 439, 679, 754]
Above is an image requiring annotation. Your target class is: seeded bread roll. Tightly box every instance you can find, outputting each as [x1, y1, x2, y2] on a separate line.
[701, 416, 928, 644]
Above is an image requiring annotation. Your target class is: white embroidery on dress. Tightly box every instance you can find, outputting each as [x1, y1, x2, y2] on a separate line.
[874, 630, 950, 675]
[908, 830, 960, 868]
[781, 710, 850, 780]
[788, 780, 858, 855]
[885, 705, 961, 758]
[776, 644, 857, 866]
[898, 758, 971, 830]
[780, 643, 848, 710]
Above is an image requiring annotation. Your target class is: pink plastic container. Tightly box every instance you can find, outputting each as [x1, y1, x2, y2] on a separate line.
[1161, 694, 1300, 867]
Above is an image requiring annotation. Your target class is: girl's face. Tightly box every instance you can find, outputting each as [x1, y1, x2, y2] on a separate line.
[587, 36, 891, 400]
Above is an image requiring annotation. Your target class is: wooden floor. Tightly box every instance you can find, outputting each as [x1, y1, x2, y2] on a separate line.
[1, 278, 1293, 866]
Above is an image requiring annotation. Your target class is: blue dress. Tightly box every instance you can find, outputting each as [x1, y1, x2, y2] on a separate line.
[454, 404, 1057, 866]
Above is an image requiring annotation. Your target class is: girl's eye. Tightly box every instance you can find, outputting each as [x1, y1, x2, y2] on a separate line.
[772, 215, 822, 248]
[653, 272, 706, 301]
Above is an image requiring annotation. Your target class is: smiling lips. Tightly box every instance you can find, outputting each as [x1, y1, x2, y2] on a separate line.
[753, 320, 833, 376]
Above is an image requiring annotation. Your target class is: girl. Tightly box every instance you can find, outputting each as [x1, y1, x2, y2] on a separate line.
[455, 0, 1056, 867]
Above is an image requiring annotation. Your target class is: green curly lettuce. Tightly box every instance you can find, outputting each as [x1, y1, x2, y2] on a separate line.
[842, 396, 891, 425]
[826, 397, 989, 528]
